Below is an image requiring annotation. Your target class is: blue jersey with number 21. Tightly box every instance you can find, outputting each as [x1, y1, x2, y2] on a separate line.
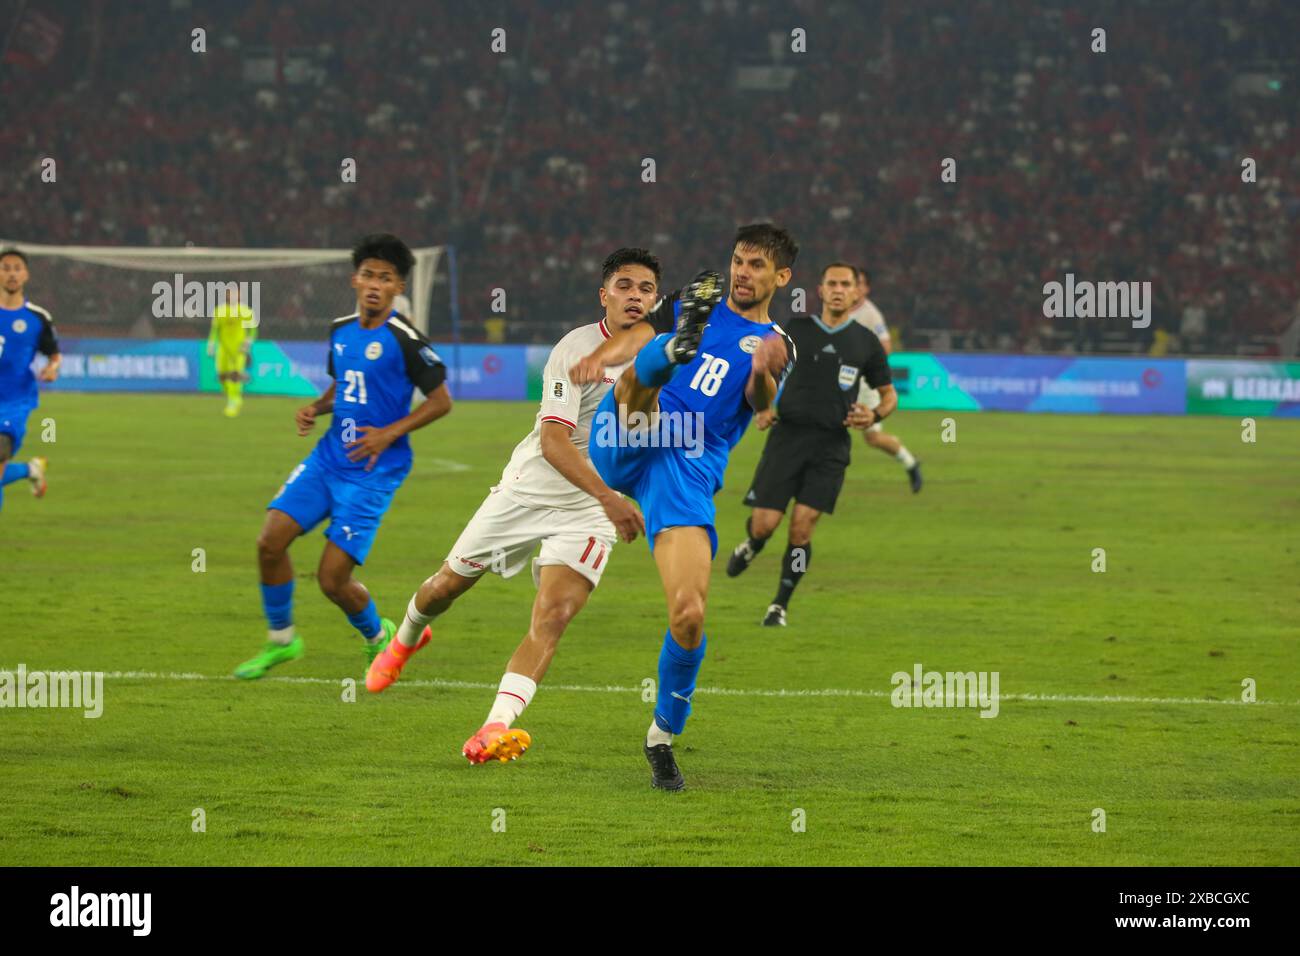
[315, 311, 446, 485]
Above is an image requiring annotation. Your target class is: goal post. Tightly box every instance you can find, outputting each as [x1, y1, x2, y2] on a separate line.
[0, 241, 451, 340]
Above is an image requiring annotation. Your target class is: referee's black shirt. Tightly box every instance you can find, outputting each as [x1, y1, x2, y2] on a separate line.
[776, 314, 892, 431]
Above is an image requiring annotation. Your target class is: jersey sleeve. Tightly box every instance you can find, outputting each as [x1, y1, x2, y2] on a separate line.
[862, 334, 892, 389]
[773, 323, 797, 390]
[869, 307, 890, 342]
[644, 289, 682, 335]
[37, 314, 59, 356]
[391, 320, 448, 395]
[538, 339, 579, 429]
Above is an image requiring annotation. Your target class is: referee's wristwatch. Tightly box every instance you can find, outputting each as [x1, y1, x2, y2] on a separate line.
[871, 409, 886, 423]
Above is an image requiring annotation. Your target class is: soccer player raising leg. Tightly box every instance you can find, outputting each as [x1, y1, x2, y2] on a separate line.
[234, 234, 452, 678]
[576, 224, 798, 790]
[367, 249, 660, 765]
[0, 248, 59, 513]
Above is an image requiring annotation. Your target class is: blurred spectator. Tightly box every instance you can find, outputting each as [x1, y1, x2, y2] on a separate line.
[1, 0, 1295, 354]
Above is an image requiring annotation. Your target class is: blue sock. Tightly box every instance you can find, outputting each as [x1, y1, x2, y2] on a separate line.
[260, 580, 294, 631]
[346, 598, 383, 641]
[634, 332, 679, 388]
[1, 463, 28, 486]
[654, 630, 707, 734]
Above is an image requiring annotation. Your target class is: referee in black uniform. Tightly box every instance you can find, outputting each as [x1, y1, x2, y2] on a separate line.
[726, 262, 897, 626]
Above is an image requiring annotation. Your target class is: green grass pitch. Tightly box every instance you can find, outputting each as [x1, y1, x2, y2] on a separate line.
[1, 393, 1297, 866]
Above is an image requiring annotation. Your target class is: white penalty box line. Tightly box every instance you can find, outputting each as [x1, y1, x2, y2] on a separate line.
[24, 669, 1299, 708]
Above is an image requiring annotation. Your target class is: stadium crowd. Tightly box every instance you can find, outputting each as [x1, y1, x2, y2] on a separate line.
[3, 0, 1297, 354]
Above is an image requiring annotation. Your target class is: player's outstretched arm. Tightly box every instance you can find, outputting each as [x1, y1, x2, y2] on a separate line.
[570, 286, 683, 383]
[539, 422, 644, 542]
[568, 321, 657, 385]
[346, 383, 453, 470]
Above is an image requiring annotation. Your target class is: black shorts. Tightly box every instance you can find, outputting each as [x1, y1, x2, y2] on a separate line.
[743, 423, 850, 515]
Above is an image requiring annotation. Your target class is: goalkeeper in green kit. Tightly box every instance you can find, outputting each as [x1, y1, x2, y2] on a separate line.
[208, 287, 256, 417]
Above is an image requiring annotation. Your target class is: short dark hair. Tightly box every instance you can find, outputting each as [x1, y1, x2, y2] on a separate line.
[820, 261, 857, 281]
[0, 247, 29, 266]
[732, 223, 799, 271]
[856, 265, 872, 285]
[352, 233, 414, 279]
[601, 247, 661, 285]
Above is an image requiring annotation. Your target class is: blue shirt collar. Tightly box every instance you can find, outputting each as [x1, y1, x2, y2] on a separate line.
[812, 314, 854, 335]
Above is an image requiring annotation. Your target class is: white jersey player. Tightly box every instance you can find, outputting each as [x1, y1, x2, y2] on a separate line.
[849, 266, 922, 493]
[366, 248, 661, 763]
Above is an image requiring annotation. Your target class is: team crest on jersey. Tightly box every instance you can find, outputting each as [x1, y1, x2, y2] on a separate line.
[365, 341, 383, 360]
[549, 378, 569, 404]
[739, 335, 762, 354]
[838, 364, 859, 390]
[11, 319, 26, 333]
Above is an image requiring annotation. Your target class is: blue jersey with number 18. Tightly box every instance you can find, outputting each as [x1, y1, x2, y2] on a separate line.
[314, 311, 446, 484]
[657, 299, 795, 490]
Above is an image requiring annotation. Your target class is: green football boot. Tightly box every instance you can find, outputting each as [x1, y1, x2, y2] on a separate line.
[234, 635, 305, 680]
[364, 618, 396, 667]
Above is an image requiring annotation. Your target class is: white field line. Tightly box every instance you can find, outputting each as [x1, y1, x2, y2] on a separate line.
[4, 668, 1294, 707]
[425, 458, 471, 472]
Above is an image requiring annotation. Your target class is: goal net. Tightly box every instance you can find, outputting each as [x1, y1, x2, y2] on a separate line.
[0, 242, 449, 341]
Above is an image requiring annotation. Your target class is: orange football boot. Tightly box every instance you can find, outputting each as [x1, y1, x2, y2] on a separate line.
[462, 722, 532, 764]
[365, 625, 431, 693]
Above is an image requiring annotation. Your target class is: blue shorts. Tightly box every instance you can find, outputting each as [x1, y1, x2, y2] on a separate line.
[267, 453, 405, 565]
[589, 389, 720, 556]
[0, 404, 32, 456]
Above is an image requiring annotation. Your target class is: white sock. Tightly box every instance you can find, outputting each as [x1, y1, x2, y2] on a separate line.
[647, 720, 673, 747]
[396, 595, 437, 648]
[485, 672, 537, 728]
[895, 446, 917, 469]
[268, 625, 295, 646]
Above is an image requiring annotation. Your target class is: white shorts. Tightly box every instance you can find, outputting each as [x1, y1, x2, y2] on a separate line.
[445, 486, 617, 588]
[857, 385, 884, 432]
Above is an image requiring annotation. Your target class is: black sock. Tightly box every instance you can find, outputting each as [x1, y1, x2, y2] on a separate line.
[745, 515, 768, 554]
[774, 542, 811, 606]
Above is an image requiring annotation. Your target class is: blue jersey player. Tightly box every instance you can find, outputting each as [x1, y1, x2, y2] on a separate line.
[234, 234, 453, 680]
[0, 248, 59, 512]
[575, 223, 798, 790]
